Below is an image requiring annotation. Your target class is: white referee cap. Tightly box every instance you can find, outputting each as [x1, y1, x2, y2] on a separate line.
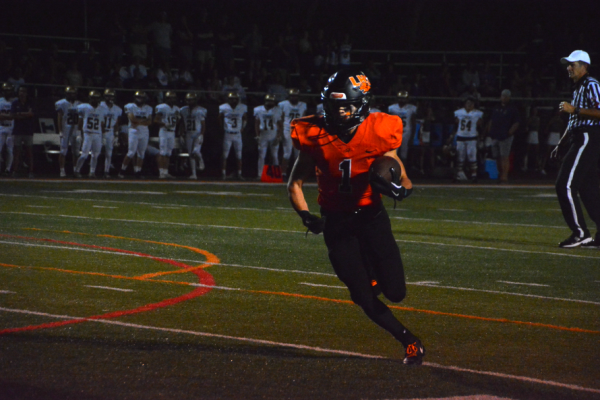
[561, 50, 591, 65]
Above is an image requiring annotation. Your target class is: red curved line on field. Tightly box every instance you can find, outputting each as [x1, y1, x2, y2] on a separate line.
[0, 234, 216, 335]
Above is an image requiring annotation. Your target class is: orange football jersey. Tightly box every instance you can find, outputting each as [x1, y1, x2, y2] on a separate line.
[291, 112, 403, 212]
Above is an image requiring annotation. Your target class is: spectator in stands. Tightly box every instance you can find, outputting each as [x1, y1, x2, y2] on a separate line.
[106, 16, 126, 65]
[409, 69, 428, 97]
[326, 39, 338, 74]
[283, 23, 299, 74]
[241, 24, 263, 82]
[65, 60, 83, 87]
[7, 67, 25, 91]
[522, 106, 541, 172]
[0, 41, 12, 81]
[479, 59, 497, 97]
[178, 65, 194, 89]
[129, 15, 148, 61]
[129, 56, 148, 82]
[380, 62, 398, 96]
[539, 107, 565, 176]
[486, 89, 520, 183]
[85, 61, 105, 88]
[195, 10, 214, 74]
[176, 15, 195, 68]
[460, 61, 480, 92]
[364, 60, 382, 88]
[215, 15, 235, 76]
[155, 62, 172, 88]
[267, 71, 287, 102]
[338, 34, 352, 68]
[269, 35, 291, 83]
[148, 12, 173, 66]
[460, 83, 481, 104]
[297, 30, 312, 76]
[222, 75, 246, 101]
[11, 86, 35, 178]
[312, 29, 327, 74]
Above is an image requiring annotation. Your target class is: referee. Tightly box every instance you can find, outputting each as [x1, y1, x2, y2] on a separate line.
[552, 50, 600, 248]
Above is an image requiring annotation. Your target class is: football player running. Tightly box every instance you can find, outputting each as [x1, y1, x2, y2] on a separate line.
[287, 70, 425, 365]
[74, 91, 107, 178]
[154, 91, 180, 179]
[447, 96, 484, 182]
[0, 82, 16, 175]
[100, 89, 123, 178]
[119, 91, 153, 179]
[254, 93, 283, 179]
[180, 92, 207, 180]
[56, 86, 81, 177]
[219, 92, 247, 180]
[278, 88, 307, 180]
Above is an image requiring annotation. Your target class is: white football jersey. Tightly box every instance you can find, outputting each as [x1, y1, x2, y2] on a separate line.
[77, 103, 108, 134]
[219, 102, 248, 134]
[155, 103, 180, 134]
[278, 100, 307, 134]
[100, 101, 123, 134]
[254, 105, 282, 133]
[0, 97, 14, 133]
[124, 103, 153, 134]
[454, 108, 484, 138]
[55, 98, 81, 134]
[180, 105, 208, 135]
[388, 103, 418, 133]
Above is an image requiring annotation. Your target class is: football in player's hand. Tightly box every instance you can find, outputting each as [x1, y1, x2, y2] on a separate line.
[369, 156, 401, 184]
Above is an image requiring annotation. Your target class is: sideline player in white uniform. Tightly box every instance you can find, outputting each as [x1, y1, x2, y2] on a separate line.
[100, 89, 122, 178]
[56, 86, 81, 177]
[254, 93, 283, 179]
[154, 91, 180, 179]
[448, 97, 484, 182]
[278, 88, 307, 179]
[119, 91, 153, 178]
[219, 92, 247, 180]
[74, 91, 107, 178]
[180, 92, 207, 179]
[0, 83, 15, 175]
[388, 91, 417, 162]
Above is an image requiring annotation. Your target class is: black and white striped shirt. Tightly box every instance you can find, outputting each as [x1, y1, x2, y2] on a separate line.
[567, 74, 600, 132]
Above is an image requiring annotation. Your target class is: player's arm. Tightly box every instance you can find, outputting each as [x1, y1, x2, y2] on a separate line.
[287, 150, 324, 234]
[128, 112, 139, 128]
[154, 112, 165, 127]
[254, 117, 260, 139]
[447, 117, 459, 143]
[384, 149, 412, 190]
[77, 110, 84, 132]
[218, 112, 225, 132]
[242, 112, 247, 131]
[56, 109, 64, 135]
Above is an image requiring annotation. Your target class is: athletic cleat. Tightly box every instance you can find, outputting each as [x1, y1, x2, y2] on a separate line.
[581, 234, 600, 249]
[59, 171, 66, 178]
[189, 174, 198, 180]
[73, 171, 82, 178]
[103, 173, 111, 179]
[559, 233, 592, 248]
[403, 339, 425, 366]
[118, 172, 125, 179]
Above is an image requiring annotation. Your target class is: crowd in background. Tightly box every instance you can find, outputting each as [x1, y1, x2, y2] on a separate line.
[0, 3, 594, 180]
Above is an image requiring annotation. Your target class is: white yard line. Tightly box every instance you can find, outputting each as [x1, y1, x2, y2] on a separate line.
[497, 281, 550, 287]
[0, 290, 15, 294]
[396, 238, 600, 260]
[93, 205, 118, 209]
[0, 306, 598, 395]
[84, 285, 134, 292]
[299, 282, 346, 289]
[392, 216, 565, 230]
[2, 238, 597, 306]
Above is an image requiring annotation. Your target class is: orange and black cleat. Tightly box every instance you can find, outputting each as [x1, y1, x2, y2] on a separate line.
[403, 339, 425, 366]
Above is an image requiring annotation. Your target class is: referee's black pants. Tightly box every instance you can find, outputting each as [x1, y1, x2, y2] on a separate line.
[555, 127, 600, 238]
[322, 203, 415, 346]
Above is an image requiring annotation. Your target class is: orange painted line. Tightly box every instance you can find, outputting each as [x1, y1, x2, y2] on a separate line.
[23, 229, 220, 278]
[248, 290, 600, 335]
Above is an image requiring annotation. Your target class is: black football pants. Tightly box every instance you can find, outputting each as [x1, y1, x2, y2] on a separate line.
[555, 127, 600, 238]
[322, 203, 415, 346]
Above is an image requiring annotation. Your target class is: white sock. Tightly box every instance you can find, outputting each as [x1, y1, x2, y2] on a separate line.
[190, 159, 196, 171]
[222, 169, 226, 176]
[134, 166, 141, 173]
[121, 163, 127, 171]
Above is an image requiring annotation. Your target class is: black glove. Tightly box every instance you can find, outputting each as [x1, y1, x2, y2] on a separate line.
[298, 210, 325, 235]
[370, 167, 413, 202]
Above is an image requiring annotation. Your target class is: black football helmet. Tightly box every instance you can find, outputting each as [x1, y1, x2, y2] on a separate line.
[321, 69, 372, 133]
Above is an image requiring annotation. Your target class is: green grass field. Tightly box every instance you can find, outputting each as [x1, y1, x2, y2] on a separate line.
[0, 179, 599, 400]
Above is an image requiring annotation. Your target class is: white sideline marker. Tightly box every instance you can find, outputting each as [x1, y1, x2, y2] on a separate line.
[25, 205, 54, 208]
[0, 306, 598, 395]
[299, 282, 346, 289]
[497, 281, 550, 287]
[84, 285, 134, 292]
[93, 205, 118, 209]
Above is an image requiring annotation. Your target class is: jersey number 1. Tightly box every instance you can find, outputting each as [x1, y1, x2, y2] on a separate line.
[338, 159, 352, 193]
